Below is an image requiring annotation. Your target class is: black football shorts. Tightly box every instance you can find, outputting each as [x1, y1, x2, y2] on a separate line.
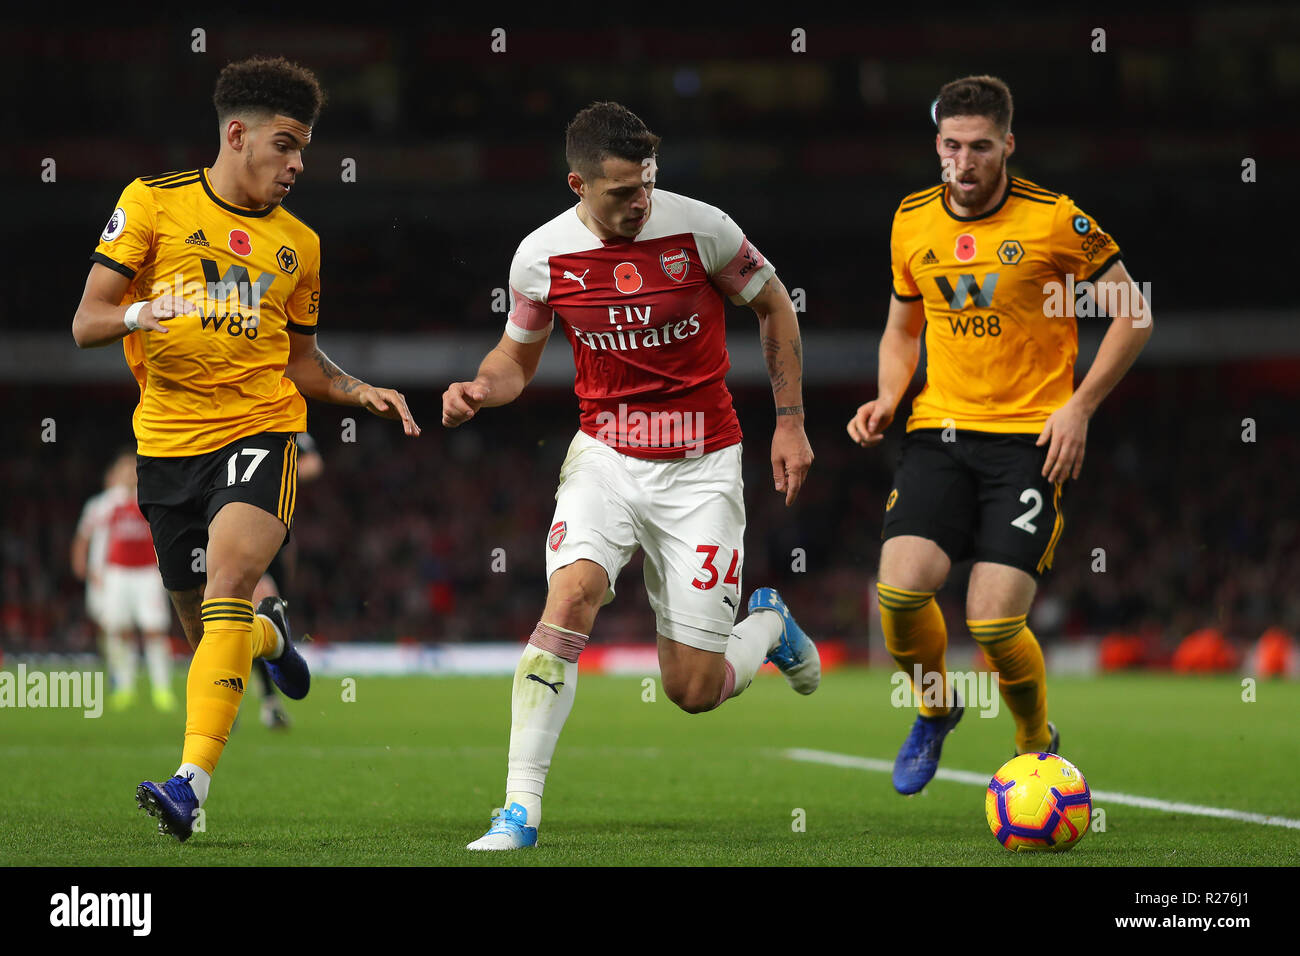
[881, 428, 1065, 579]
[136, 431, 298, 591]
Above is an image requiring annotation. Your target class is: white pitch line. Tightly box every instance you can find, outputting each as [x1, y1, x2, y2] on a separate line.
[783, 748, 1300, 831]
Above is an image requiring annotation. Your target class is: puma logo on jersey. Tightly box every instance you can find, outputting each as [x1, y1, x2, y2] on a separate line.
[562, 269, 589, 290]
[526, 674, 564, 694]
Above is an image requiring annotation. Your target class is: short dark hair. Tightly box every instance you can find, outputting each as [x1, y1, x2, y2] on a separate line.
[213, 56, 326, 127]
[934, 75, 1013, 135]
[565, 102, 661, 182]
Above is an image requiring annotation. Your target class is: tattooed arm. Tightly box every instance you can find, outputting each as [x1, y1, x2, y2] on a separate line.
[748, 276, 813, 505]
[285, 332, 420, 436]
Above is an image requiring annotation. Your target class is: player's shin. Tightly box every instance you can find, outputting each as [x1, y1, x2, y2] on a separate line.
[718, 609, 783, 704]
[180, 599, 256, 788]
[969, 614, 1050, 753]
[878, 583, 953, 716]
[504, 622, 586, 827]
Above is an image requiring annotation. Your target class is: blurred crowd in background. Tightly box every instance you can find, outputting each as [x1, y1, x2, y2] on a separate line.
[7, 10, 1294, 333]
[5, 360, 1296, 663]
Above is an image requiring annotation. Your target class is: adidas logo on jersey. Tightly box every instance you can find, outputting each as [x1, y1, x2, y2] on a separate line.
[185, 229, 211, 247]
[921, 249, 939, 264]
[212, 676, 245, 693]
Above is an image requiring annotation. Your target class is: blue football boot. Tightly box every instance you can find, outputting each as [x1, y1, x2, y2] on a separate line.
[136, 773, 199, 842]
[466, 802, 538, 851]
[748, 587, 820, 695]
[257, 597, 310, 700]
[893, 698, 964, 795]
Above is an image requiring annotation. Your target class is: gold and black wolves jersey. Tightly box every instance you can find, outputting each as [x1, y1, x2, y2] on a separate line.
[890, 177, 1122, 434]
[91, 168, 321, 457]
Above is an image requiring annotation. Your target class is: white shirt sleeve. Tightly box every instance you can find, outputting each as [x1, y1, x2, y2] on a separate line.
[695, 204, 776, 304]
[504, 243, 554, 344]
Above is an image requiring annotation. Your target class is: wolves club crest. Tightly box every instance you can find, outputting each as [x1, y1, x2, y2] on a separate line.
[660, 248, 690, 282]
[548, 520, 567, 551]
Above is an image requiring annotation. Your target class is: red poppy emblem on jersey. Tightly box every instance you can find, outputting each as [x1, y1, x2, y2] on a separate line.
[955, 233, 976, 262]
[660, 248, 690, 283]
[229, 229, 252, 256]
[548, 520, 567, 552]
[614, 262, 643, 294]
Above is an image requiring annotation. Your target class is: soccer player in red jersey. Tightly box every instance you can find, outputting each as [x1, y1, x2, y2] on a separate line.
[73, 450, 176, 711]
[444, 102, 817, 849]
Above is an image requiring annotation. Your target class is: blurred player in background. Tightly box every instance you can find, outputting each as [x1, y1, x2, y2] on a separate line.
[250, 431, 323, 729]
[71, 456, 116, 668]
[71, 56, 418, 841]
[72, 450, 176, 711]
[445, 102, 816, 850]
[847, 75, 1153, 793]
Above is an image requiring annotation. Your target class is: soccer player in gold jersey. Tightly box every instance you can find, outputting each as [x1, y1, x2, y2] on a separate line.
[71, 56, 419, 840]
[847, 76, 1153, 792]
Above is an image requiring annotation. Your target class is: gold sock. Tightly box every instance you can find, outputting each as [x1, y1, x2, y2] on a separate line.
[181, 599, 255, 773]
[878, 583, 951, 717]
[969, 614, 1051, 753]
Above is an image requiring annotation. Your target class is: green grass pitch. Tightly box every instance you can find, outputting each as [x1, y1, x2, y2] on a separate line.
[2, 668, 1297, 866]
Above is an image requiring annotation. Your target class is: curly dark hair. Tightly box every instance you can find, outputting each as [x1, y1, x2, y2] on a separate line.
[565, 102, 661, 182]
[934, 75, 1013, 134]
[213, 56, 325, 126]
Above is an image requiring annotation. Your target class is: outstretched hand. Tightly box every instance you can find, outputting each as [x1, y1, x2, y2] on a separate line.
[846, 399, 894, 448]
[360, 386, 420, 436]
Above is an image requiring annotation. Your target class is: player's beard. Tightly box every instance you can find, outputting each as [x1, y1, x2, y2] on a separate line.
[950, 153, 1006, 213]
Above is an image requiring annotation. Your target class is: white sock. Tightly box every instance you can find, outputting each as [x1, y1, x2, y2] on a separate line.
[506, 791, 543, 828]
[504, 644, 578, 829]
[722, 609, 784, 700]
[175, 762, 211, 807]
[260, 615, 286, 659]
[105, 632, 136, 695]
[144, 636, 171, 693]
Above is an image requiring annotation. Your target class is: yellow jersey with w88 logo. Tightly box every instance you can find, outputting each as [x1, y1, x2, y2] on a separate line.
[91, 168, 320, 456]
[889, 177, 1121, 434]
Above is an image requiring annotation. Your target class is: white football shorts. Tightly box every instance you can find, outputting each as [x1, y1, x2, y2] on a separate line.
[85, 581, 105, 628]
[100, 565, 171, 633]
[544, 429, 745, 653]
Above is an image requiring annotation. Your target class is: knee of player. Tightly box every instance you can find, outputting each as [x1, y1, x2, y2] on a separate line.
[662, 676, 718, 715]
[203, 567, 261, 602]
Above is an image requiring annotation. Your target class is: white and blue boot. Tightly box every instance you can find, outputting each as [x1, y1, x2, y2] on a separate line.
[466, 802, 538, 851]
[749, 587, 821, 695]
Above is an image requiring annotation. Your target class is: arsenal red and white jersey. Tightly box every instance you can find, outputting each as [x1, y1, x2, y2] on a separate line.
[76, 488, 116, 583]
[102, 485, 158, 568]
[505, 189, 775, 459]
